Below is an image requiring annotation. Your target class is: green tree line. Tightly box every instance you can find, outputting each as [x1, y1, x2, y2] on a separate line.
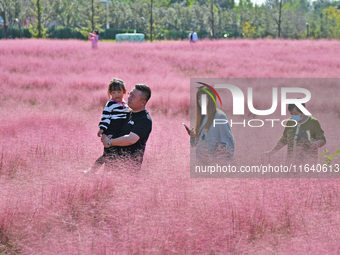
[0, 0, 340, 40]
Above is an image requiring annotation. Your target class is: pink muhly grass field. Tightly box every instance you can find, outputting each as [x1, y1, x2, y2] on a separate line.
[0, 39, 340, 254]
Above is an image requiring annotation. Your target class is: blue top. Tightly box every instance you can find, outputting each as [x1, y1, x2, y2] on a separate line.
[191, 109, 235, 159]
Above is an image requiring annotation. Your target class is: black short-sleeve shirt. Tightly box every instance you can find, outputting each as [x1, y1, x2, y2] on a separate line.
[113, 110, 152, 164]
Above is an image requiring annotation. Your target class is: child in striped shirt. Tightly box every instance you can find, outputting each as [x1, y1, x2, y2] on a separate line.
[85, 78, 130, 173]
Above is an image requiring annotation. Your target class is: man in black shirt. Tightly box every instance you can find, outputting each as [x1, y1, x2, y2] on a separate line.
[101, 84, 152, 171]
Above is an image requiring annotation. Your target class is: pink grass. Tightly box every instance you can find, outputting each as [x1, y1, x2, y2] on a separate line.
[0, 39, 339, 254]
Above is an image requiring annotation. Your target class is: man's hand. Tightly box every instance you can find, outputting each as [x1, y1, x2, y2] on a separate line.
[216, 144, 226, 154]
[101, 133, 138, 147]
[97, 129, 104, 137]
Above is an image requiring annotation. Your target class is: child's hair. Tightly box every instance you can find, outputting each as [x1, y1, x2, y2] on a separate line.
[109, 78, 126, 92]
[93, 29, 99, 35]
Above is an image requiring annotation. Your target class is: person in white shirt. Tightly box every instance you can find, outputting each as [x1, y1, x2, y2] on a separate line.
[188, 29, 198, 43]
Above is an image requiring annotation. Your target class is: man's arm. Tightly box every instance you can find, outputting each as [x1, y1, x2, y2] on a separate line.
[265, 136, 287, 155]
[310, 120, 326, 149]
[310, 139, 326, 149]
[101, 133, 140, 148]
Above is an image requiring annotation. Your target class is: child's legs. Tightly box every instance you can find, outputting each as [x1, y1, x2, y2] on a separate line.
[91, 156, 105, 171]
[94, 155, 106, 165]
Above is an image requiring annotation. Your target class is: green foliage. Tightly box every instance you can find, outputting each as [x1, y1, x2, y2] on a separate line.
[153, 29, 189, 40]
[47, 27, 85, 39]
[217, 0, 235, 9]
[76, 20, 102, 38]
[0, 0, 25, 27]
[1, 0, 340, 41]
[29, 23, 48, 38]
[308, 20, 319, 38]
[0, 27, 31, 39]
[154, 0, 171, 7]
[45, 0, 86, 29]
[29, 0, 48, 38]
[242, 21, 256, 38]
[323, 6, 340, 38]
[318, 144, 340, 165]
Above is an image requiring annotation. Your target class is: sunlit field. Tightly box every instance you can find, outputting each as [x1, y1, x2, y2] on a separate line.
[1, 39, 340, 254]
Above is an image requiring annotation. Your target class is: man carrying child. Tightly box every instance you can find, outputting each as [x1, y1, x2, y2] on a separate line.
[86, 79, 152, 173]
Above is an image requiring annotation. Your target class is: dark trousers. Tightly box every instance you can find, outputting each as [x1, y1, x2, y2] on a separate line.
[91, 147, 114, 171]
[93, 147, 143, 173]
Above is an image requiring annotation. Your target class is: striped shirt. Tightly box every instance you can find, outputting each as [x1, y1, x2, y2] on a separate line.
[99, 99, 130, 137]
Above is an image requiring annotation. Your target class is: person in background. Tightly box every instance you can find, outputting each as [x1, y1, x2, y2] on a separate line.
[265, 102, 326, 163]
[88, 30, 99, 49]
[188, 29, 198, 43]
[188, 86, 235, 161]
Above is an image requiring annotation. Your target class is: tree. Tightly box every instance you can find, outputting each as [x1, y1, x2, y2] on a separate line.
[150, 0, 153, 41]
[278, 0, 282, 37]
[29, 0, 48, 38]
[278, 0, 312, 38]
[1, 0, 338, 40]
[211, 0, 215, 37]
[90, 0, 95, 30]
[242, 21, 256, 37]
[0, 0, 7, 38]
[75, 0, 104, 37]
[323, 6, 340, 38]
[265, 0, 284, 38]
[45, 0, 84, 29]
[216, 0, 235, 9]
[37, 0, 42, 37]
[0, 0, 25, 38]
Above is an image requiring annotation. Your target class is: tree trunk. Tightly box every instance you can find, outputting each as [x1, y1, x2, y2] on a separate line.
[211, 0, 214, 38]
[278, 0, 282, 38]
[37, 0, 41, 38]
[91, 0, 94, 31]
[150, 0, 153, 42]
